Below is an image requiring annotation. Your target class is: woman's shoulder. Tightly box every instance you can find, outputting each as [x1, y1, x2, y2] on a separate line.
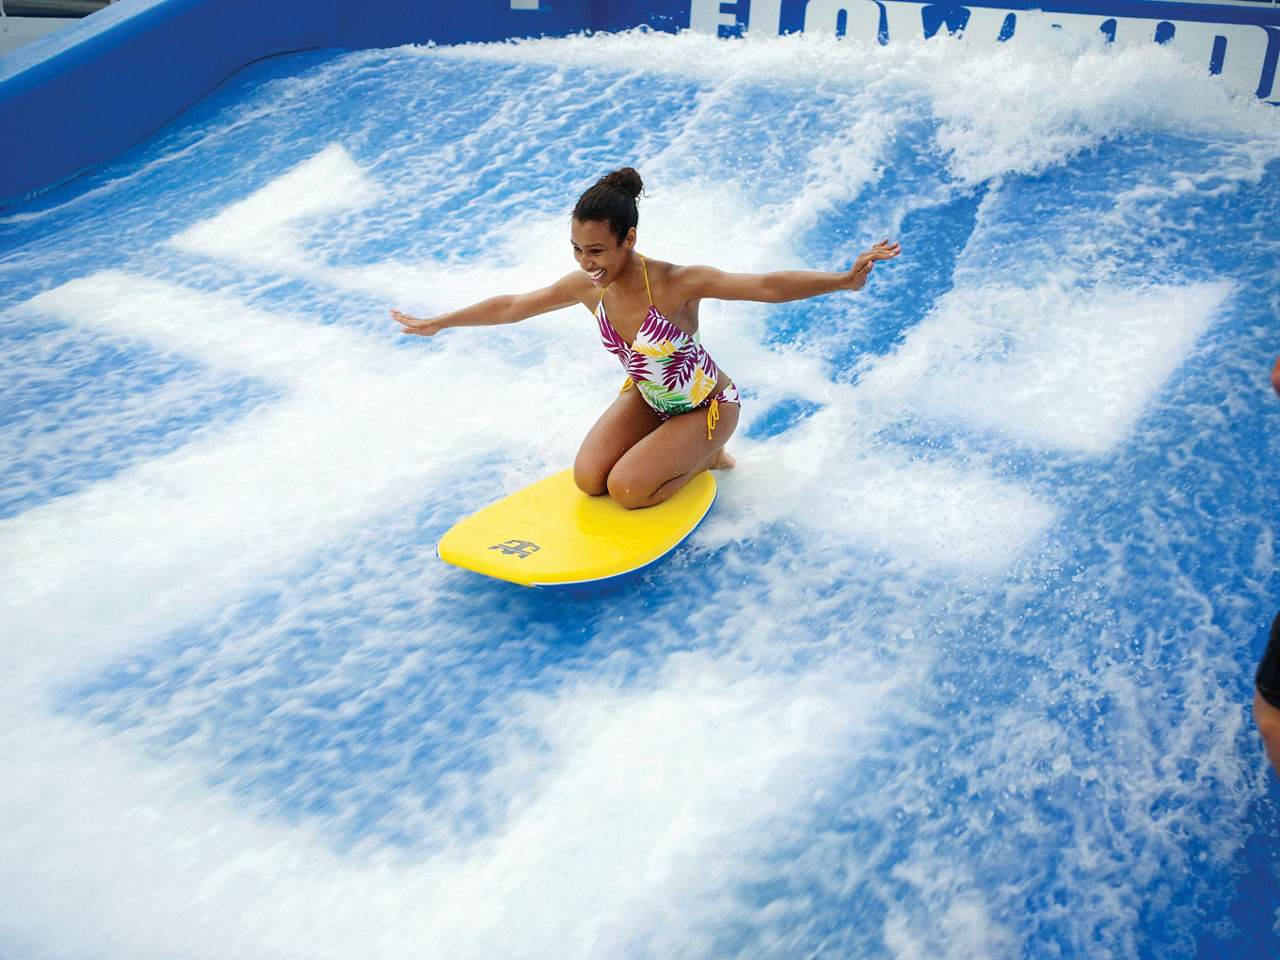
[657, 261, 722, 302]
[550, 269, 598, 307]
[644, 257, 698, 288]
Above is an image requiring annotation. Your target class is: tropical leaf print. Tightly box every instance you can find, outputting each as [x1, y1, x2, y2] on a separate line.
[660, 347, 698, 390]
[599, 300, 725, 419]
[635, 338, 676, 359]
[687, 367, 717, 406]
[637, 382, 692, 415]
[597, 311, 627, 357]
[626, 353, 653, 383]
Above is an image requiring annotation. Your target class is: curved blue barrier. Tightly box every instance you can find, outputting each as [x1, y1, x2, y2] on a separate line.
[2, 0, 332, 206]
[0, 0, 589, 206]
[2, 0, 1279, 207]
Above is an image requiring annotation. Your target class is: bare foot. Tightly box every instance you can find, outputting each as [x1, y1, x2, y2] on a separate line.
[707, 449, 736, 471]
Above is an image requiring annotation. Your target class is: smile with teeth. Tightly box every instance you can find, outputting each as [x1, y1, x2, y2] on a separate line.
[587, 268, 607, 283]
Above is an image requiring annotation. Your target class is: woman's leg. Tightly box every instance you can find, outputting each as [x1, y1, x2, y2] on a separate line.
[605, 402, 740, 509]
[574, 387, 664, 495]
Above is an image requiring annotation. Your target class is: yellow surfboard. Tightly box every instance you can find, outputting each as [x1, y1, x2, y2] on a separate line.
[437, 469, 717, 589]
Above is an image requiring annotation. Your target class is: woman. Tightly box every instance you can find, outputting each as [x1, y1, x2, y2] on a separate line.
[392, 168, 900, 509]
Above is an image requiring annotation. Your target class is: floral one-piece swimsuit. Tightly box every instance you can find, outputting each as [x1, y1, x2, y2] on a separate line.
[595, 254, 741, 440]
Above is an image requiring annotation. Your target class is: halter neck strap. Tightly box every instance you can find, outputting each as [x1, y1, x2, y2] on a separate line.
[638, 254, 655, 306]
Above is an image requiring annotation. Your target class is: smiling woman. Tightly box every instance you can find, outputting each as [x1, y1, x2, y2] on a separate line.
[391, 166, 900, 508]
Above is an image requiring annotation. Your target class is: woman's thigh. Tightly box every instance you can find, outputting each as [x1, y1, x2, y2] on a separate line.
[607, 401, 740, 508]
[574, 387, 663, 495]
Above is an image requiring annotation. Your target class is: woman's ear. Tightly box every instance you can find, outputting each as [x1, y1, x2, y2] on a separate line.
[623, 227, 637, 250]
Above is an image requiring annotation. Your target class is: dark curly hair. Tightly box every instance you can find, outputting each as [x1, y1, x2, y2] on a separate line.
[572, 168, 644, 243]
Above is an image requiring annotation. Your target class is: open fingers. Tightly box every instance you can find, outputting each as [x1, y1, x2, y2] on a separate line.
[853, 240, 899, 267]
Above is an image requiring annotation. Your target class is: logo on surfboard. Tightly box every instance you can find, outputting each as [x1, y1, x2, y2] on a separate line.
[489, 539, 541, 559]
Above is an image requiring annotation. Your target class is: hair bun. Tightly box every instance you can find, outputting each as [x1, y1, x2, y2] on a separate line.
[573, 167, 644, 242]
[602, 167, 644, 200]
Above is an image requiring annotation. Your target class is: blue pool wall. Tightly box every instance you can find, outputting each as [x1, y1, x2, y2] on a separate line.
[2, 0, 1280, 208]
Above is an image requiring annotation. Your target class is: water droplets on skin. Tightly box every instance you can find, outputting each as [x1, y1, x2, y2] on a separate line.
[1, 28, 1280, 960]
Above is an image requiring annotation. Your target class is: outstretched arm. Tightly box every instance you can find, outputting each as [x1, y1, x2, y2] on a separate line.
[393, 273, 587, 337]
[674, 239, 901, 304]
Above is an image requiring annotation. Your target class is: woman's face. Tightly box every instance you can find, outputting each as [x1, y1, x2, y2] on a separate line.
[571, 219, 634, 288]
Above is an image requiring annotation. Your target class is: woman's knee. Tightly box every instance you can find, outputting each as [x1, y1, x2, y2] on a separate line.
[573, 452, 610, 496]
[606, 467, 659, 510]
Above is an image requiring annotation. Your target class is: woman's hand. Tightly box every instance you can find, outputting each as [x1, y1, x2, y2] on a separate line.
[845, 239, 901, 291]
[391, 309, 447, 337]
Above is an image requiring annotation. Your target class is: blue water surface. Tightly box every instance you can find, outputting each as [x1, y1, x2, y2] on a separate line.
[2, 32, 1279, 959]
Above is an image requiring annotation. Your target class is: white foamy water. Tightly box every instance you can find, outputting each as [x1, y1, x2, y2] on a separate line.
[2, 28, 1279, 959]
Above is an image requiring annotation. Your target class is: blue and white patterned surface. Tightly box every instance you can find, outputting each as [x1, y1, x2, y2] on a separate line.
[1, 30, 1279, 958]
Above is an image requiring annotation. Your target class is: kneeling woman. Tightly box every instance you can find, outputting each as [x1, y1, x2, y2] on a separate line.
[392, 168, 900, 509]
